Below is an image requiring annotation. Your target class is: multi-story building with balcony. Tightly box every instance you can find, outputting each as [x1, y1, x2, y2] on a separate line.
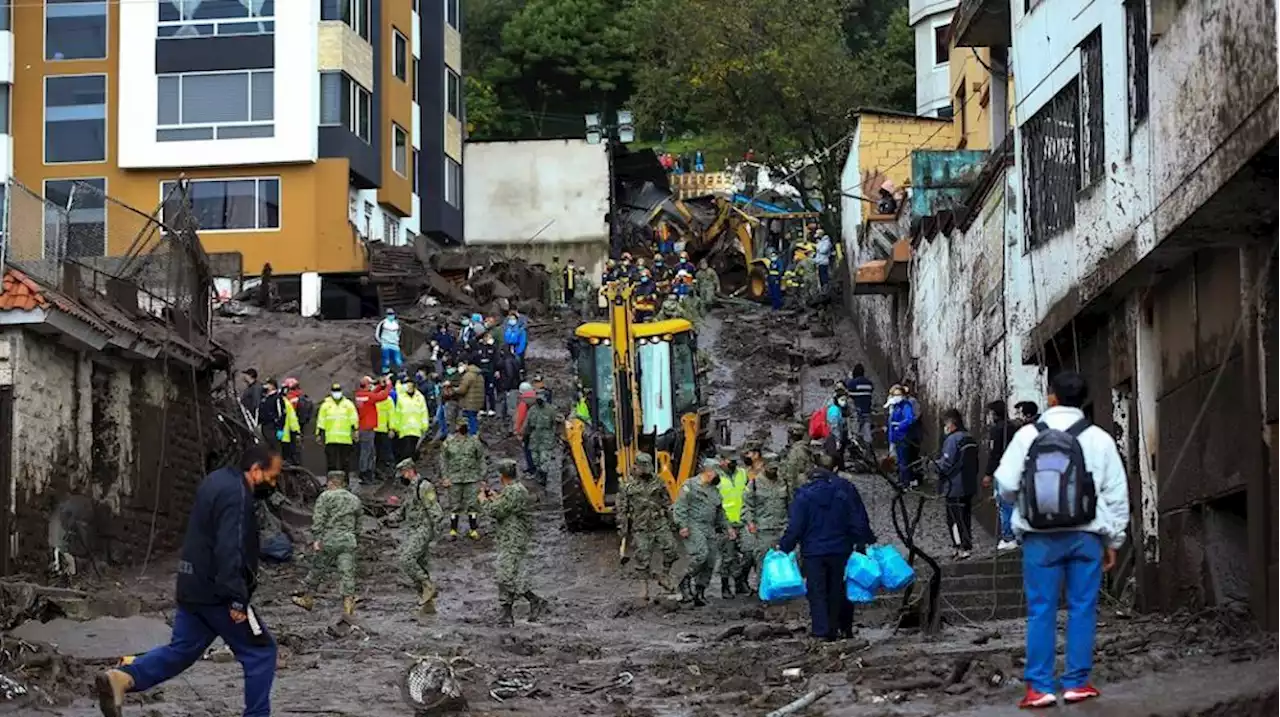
[2, 0, 462, 310]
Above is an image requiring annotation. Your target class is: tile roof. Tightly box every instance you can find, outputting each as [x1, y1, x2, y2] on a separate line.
[0, 267, 113, 334]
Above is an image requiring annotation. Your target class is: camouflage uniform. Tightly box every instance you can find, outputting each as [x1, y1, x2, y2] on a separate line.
[617, 455, 679, 590]
[742, 469, 790, 577]
[483, 471, 547, 624]
[520, 399, 557, 483]
[578, 273, 596, 316]
[695, 266, 719, 308]
[546, 260, 564, 308]
[304, 483, 363, 597]
[780, 439, 814, 493]
[674, 476, 729, 599]
[440, 431, 484, 533]
[398, 467, 444, 610]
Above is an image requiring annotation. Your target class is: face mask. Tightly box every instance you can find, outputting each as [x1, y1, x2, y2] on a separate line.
[508, 318, 516, 325]
[253, 482, 276, 501]
[331, 391, 343, 400]
[837, 398, 847, 407]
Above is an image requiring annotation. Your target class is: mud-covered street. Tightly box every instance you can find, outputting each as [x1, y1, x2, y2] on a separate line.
[10, 304, 1276, 717]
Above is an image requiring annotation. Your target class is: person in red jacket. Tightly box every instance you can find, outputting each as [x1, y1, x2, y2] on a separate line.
[513, 382, 537, 474]
[354, 376, 391, 485]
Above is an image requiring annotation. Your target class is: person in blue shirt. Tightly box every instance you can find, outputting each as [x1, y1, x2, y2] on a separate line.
[502, 311, 528, 360]
[886, 385, 917, 488]
[843, 364, 875, 448]
[96, 446, 283, 717]
[766, 249, 784, 311]
[777, 455, 875, 640]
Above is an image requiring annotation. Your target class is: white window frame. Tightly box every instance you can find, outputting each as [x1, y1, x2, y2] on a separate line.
[445, 68, 461, 118]
[445, 0, 458, 29]
[157, 69, 274, 141]
[43, 73, 108, 166]
[349, 0, 370, 41]
[932, 20, 951, 68]
[392, 123, 408, 176]
[411, 58, 419, 101]
[411, 148, 419, 193]
[0, 84, 10, 135]
[156, 0, 274, 39]
[42, 177, 108, 259]
[393, 30, 408, 81]
[45, 0, 109, 62]
[444, 157, 461, 207]
[160, 177, 282, 233]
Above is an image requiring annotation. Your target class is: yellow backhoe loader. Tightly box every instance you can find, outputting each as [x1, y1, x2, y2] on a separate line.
[560, 282, 713, 531]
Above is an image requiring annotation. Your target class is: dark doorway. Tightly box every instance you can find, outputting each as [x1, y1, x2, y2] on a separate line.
[0, 387, 12, 575]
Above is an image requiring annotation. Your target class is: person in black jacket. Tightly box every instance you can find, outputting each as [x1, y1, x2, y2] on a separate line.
[495, 346, 523, 421]
[256, 379, 287, 450]
[95, 445, 283, 717]
[777, 455, 876, 640]
[981, 400, 1019, 550]
[934, 409, 979, 559]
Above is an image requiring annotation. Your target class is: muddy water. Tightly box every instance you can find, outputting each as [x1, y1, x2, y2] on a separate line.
[41, 306, 1276, 717]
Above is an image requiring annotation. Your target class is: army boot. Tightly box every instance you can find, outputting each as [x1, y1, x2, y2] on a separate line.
[94, 669, 134, 717]
[343, 596, 356, 617]
[291, 594, 315, 611]
[449, 514, 459, 539]
[497, 604, 515, 627]
[467, 514, 480, 540]
[693, 584, 708, 607]
[419, 582, 438, 615]
[526, 592, 548, 622]
[721, 577, 734, 599]
[735, 569, 752, 596]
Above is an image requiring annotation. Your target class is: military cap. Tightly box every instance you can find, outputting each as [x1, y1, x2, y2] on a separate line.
[740, 439, 763, 454]
[395, 458, 416, 472]
[701, 457, 721, 470]
[634, 453, 655, 468]
[455, 417, 470, 429]
[496, 459, 518, 476]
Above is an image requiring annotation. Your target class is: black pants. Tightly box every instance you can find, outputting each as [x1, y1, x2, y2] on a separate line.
[397, 436, 420, 463]
[324, 443, 354, 474]
[803, 553, 853, 639]
[375, 432, 394, 467]
[945, 496, 974, 551]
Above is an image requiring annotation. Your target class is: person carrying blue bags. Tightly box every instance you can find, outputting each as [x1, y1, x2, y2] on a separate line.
[776, 454, 876, 641]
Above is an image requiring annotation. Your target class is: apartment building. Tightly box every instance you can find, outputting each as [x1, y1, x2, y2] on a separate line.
[909, 0, 958, 117]
[1, 0, 462, 295]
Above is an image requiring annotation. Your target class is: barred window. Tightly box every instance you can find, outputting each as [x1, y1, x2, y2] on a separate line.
[1023, 80, 1079, 247]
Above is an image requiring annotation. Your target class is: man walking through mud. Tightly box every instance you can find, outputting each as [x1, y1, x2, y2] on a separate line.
[95, 445, 282, 717]
[292, 471, 364, 616]
[397, 458, 444, 614]
[617, 453, 680, 599]
[480, 459, 547, 626]
[441, 417, 485, 538]
[675, 458, 732, 606]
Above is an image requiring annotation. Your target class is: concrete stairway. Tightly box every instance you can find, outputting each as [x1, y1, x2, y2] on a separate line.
[936, 551, 1026, 625]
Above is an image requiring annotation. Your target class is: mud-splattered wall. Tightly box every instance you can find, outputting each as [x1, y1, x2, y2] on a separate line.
[0, 328, 215, 574]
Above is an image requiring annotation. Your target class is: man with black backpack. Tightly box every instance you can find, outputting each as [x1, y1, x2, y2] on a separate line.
[994, 371, 1129, 710]
[934, 409, 979, 559]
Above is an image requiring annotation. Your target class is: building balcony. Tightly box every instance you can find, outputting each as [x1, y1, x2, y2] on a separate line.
[952, 0, 1011, 48]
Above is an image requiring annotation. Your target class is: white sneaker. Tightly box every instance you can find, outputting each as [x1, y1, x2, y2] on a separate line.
[997, 540, 1018, 551]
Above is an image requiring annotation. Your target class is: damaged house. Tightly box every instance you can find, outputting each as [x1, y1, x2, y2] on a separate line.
[845, 0, 1278, 625]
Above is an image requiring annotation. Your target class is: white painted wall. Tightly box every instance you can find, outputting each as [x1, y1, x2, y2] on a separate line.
[116, 2, 319, 168]
[463, 139, 610, 246]
[839, 122, 863, 270]
[912, 2, 955, 116]
[0, 31, 12, 84]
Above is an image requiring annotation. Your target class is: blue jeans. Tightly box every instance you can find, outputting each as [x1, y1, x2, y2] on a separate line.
[818, 264, 830, 287]
[380, 346, 403, 373]
[435, 404, 449, 438]
[463, 409, 479, 435]
[998, 497, 1015, 540]
[1022, 531, 1103, 694]
[123, 603, 276, 716]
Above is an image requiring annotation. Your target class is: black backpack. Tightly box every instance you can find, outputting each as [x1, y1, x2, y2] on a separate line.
[1020, 419, 1097, 529]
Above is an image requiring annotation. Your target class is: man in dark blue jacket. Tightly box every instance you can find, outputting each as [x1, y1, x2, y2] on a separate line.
[778, 456, 875, 640]
[95, 445, 282, 717]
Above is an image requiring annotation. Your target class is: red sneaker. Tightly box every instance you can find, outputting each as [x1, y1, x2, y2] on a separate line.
[1063, 685, 1100, 703]
[1018, 689, 1058, 709]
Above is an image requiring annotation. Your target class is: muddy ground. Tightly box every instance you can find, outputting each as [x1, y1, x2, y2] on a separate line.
[4, 302, 1275, 716]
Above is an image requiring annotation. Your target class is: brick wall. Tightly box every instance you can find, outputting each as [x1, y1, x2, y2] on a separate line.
[1, 328, 220, 574]
[858, 114, 957, 190]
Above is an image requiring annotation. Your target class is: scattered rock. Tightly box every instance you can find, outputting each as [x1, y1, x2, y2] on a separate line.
[943, 682, 973, 695]
[806, 346, 841, 366]
[8, 615, 169, 661]
[764, 394, 795, 416]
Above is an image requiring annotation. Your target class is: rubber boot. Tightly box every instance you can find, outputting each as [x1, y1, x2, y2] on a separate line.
[679, 576, 695, 603]
[291, 594, 315, 611]
[449, 514, 459, 539]
[735, 568, 751, 596]
[497, 604, 515, 627]
[693, 585, 708, 607]
[94, 669, 134, 717]
[343, 596, 356, 617]
[526, 592, 548, 622]
[640, 578, 651, 602]
[467, 514, 480, 540]
[721, 577, 733, 599]
[419, 582, 438, 615]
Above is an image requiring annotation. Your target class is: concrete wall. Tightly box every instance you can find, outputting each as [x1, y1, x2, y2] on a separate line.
[0, 328, 212, 573]
[911, 0, 957, 116]
[463, 139, 610, 247]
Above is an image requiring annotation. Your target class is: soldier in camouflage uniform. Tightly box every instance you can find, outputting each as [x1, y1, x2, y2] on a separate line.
[293, 471, 364, 616]
[743, 463, 790, 592]
[396, 458, 444, 614]
[616, 453, 680, 599]
[780, 424, 815, 493]
[520, 392, 557, 485]
[440, 417, 485, 539]
[674, 458, 731, 606]
[479, 459, 547, 626]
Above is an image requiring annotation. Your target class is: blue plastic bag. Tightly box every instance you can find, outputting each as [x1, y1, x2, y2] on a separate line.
[844, 550, 882, 591]
[759, 549, 806, 602]
[846, 581, 876, 603]
[869, 544, 915, 591]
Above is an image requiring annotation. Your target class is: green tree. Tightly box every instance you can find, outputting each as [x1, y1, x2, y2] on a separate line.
[464, 75, 507, 137]
[630, 0, 914, 237]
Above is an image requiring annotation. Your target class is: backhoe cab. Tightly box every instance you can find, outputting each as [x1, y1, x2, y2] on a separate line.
[561, 282, 712, 531]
